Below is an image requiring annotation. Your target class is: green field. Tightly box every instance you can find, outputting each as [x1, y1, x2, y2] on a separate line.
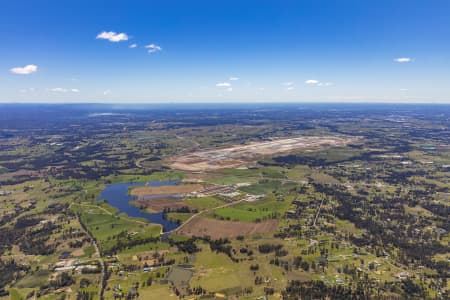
[184, 196, 225, 210]
[104, 170, 184, 184]
[77, 206, 161, 253]
[166, 212, 194, 223]
[213, 194, 292, 222]
[239, 180, 297, 195]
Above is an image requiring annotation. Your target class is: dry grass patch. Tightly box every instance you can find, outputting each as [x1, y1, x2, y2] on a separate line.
[177, 217, 278, 239]
[132, 198, 187, 212]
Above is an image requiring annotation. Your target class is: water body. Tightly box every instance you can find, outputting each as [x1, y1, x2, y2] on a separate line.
[97, 180, 180, 232]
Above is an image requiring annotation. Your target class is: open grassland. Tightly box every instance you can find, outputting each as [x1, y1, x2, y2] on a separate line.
[103, 171, 184, 184]
[190, 246, 254, 292]
[166, 212, 195, 223]
[213, 196, 292, 222]
[138, 285, 178, 299]
[239, 180, 298, 195]
[76, 206, 161, 253]
[206, 175, 259, 185]
[183, 196, 225, 210]
[190, 243, 288, 297]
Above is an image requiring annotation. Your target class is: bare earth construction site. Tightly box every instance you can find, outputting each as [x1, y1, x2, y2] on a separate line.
[168, 135, 356, 171]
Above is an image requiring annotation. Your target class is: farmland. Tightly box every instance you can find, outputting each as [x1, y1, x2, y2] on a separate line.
[176, 217, 279, 239]
[0, 103, 448, 299]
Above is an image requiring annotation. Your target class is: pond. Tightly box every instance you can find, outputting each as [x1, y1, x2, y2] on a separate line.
[97, 180, 180, 232]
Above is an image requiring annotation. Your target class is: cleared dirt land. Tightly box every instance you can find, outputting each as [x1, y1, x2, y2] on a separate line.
[132, 198, 187, 212]
[176, 217, 278, 238]
[130, 184, 203, 197]
[168, 136, 355, 171]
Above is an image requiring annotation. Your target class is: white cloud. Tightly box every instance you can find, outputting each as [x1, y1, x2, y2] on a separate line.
[305, 79, 333, 86]
[216, 82, 231, 87]
[287, 86, 295, 91]
[400, 88, 409, 91]
[10, 64, 38, 75]
[49, 88, 79, 93]
[394, 57, 411, 63]
[305, 79, 319, 85]
[103, 90, 112, 95]
[129, 43, 137, 48]
[282, 81, 294, 86]
[50, 88, 68, 93]
[145, 44, 162, 53]
[96, 31, 129, 42]
[229, 77, 239, 81]
[226, 87, 233, 92]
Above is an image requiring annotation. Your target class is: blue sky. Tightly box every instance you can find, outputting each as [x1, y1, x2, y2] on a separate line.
[1, 0, 450, 103]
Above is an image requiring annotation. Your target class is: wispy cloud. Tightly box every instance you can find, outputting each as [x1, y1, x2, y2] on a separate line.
[103, 90, 112, 95]
[229, 77, 239, 81]
[282, 81, 294, 86]
[305, 79, 319, 85]
[216, 82, 231, 87]
[10, 64, 38, 75]
[96, 31, 129, 42]
[129, 43, 137, 48]
[49, 88, 80, 93]
[226, 87, 233, 92]
[394, 57, 411, 63]
[287, 86, 295, 91]
[145, 44, 162, 53]
[49, 88, 68, 93]
[305, 79, 332, 86]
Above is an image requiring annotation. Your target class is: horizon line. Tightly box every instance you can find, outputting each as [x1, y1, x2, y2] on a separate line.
[1, 101, 450, 105]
